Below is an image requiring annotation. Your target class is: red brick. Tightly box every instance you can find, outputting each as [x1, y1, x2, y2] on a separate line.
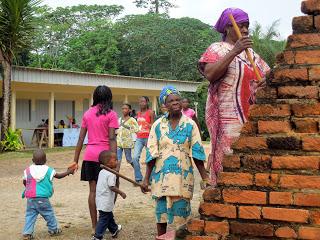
[299, 227, 320, 239]
[273, 67, 308, 81]
[275, 226, 297, 238]
[301, 0, 320, 14]
[287, 34, 320, 48]
[283, 51, 295, 64]
[199, 203, 236, 218]
[241, 121, 257, 134]
[222, 155, 240, 169]
[242, 155, 271, 171]
[258, 120, 291, 134]
[232, 136, 267, 150]
[292, 103, 320, 117]
[255, 173, 279, 188]
[272, 156, 320, 170]
[262, 207, 309, 223]
[294, 193, 320, 207]
[269, 192, 292, 205]
[249, 104, 291, 118]
[223, 189, 266, 205]
[186, 236, 219, 240]
[280, 175, 320, 189]
[238, 206, 261, 219]
[278, 86, 319, 99]
[230, 222, 274, 237]
[292, 16, 315, 33]
[310, 67, 320, 81]
[256, 87, 277, 99]
[218, 172, 253, 186]
[310, 211, 320, 225]
[204, 221, 229, 236]
[316, 15, 320, 30]
[295, 50, 320, 64]
[294, 119, 319, 133]
[202, 188, 221, 202]
[187, 219, 204, 232]
[302, 137, 320, 151]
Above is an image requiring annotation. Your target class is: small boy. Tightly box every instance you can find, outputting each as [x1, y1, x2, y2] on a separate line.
[22, 149, 74, 240]
[92, 151, 126, 240]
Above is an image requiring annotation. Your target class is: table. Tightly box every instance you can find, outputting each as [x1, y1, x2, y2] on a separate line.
[54, 128, 88, 147]
[23, 127, 48, 148]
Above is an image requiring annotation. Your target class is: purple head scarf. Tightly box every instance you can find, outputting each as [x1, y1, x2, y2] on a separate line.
[214, 8, 249, 41]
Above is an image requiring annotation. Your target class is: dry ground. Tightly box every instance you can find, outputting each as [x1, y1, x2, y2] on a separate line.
[0, 146, 209, 240]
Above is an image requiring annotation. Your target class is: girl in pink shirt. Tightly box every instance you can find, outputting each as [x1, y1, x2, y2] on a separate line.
[181, 98, 201, 130]
[72, 85, 119, 233]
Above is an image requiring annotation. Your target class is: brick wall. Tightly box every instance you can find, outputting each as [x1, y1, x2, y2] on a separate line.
[187, 1, 320, 239]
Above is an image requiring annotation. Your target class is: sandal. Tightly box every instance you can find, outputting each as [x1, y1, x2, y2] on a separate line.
[22, 234, 34, 240]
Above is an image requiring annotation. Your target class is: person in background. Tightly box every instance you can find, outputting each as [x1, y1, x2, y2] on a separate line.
[58, 120, 66, 129]
[117, 103, 139, 171]
[156, 104, 168, 120]
[198, 8, 270, 185]
[181, 98, 201, 130]
[132, 96, 155, 183]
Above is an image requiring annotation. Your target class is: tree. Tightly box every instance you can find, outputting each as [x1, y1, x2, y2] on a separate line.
[29, 4, 124, 69]
[134, 0, 176, 14]
[251, 20, 286, 67]
[116, 14, 220, 81]
[60, 25, 120, 74]
[0, 0, 40, 140]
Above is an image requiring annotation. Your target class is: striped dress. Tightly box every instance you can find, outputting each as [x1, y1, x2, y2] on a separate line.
[199, 42, 270, 185]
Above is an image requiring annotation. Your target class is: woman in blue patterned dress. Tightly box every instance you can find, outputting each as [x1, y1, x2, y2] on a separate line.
[141, 86, 210, 238]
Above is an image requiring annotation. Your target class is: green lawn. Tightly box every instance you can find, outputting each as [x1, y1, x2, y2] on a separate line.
[0, 147, 76, 160]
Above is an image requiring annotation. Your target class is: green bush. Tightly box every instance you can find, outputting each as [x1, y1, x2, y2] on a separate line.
[1, 128, 24, 152]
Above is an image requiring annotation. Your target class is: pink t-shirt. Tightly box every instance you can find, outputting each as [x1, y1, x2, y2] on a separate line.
[182, 108, 196, 119]
[82, 106, 119, 162]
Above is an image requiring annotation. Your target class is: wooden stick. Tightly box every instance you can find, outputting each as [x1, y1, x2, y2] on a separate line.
[100, 164, 150, 190]
[228, 14, 262, 81]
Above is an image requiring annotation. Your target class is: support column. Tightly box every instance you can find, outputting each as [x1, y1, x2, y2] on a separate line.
[124, 94, 128, 103]
[48, 92, 54, 148]
[10, 91, 16, 131]
[75, 98, 83, 125]
[152, 95, 157, 113]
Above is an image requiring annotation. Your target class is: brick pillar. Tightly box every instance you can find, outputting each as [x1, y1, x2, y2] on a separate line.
[187, 1, 320, 239]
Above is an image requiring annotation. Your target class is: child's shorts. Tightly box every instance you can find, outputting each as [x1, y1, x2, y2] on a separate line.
[81, 161, 101, 182]
[155, 196, 191, 226]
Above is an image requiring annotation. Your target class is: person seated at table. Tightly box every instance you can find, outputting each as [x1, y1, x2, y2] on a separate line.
[71, 119, 80, 128]
[58, 120, 66, 129]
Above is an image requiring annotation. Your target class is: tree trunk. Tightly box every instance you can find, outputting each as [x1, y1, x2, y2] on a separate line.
[1, 60, 11, 141]
[155, 0, 159, 13]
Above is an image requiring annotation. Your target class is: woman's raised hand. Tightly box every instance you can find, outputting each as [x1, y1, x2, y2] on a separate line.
[232, 36, 253, 55]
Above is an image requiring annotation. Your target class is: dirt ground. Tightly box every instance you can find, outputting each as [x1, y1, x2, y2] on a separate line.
[0, 146, 209, 240]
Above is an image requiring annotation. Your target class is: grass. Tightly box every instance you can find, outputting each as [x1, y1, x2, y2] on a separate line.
[0, 147, 76, 160]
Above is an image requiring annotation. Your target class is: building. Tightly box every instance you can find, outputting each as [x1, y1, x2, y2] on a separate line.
[7, 66, 200, 148]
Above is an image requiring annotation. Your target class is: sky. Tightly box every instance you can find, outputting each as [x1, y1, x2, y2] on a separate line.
[43, 0, 302, 39]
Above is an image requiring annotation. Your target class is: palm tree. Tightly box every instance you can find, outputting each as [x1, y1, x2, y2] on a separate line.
[251, 20, 286, 67]
[0, 0, 40, 140]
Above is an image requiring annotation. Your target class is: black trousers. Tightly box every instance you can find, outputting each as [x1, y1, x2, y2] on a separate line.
[95, 210, 118, 239]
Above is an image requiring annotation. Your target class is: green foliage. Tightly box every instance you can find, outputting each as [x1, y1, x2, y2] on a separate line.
[251, 20, 286, 67]
[28, 4, 123, 69]
[116, 14, 220, 81]
[1, 128, 24, 151]
[59, 26, 120, 74]
[134, 0, 176, 14]
[0, 0, 40, 62]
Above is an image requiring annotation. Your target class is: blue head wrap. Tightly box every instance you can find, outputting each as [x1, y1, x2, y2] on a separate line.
[159, 85, 180, 105]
